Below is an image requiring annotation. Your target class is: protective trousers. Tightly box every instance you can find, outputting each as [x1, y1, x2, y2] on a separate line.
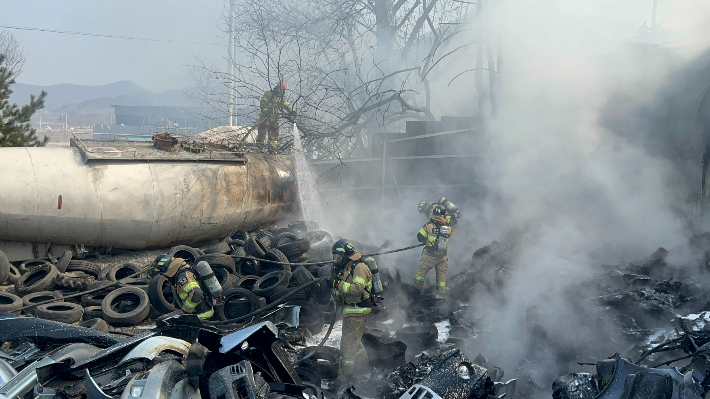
[337, 314, 368, 384]
[256, 120, 279, 150]
[414, 253, 448, 293]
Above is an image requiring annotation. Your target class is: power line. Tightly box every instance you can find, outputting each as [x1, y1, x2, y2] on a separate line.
[0, 24, 224, 46]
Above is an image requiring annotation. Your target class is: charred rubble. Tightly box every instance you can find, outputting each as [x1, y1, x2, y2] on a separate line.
[0, 222, 512, 399]
[6, 225, 710, 399]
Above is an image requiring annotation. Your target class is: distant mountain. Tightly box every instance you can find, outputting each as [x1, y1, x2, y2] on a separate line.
[74, 89, 189, 110]
[9, 80, 189, 111]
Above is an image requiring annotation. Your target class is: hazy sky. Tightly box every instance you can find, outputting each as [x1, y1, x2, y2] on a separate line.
[2, 0, 228, 91]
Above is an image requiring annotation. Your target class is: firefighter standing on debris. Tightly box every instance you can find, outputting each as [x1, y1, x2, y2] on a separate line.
[256, 81, 293, 154]
[414, 204, 454, 298]
[332, 239, 373, 388]
[153, 254, 220, 320]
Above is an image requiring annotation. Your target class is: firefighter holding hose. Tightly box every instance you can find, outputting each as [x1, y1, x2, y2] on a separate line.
[256, 81, 294, 154]
[153, 254, 223, 320]
[331, 239, 382, 389]
[414, 204, 453, 299]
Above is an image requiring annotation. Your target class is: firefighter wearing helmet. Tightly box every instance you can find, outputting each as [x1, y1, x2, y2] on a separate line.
[256, 80, 293, 154]
[415, 204, 454, 298]
[153, 254, 223, 320]
[331, 239, 373, 389]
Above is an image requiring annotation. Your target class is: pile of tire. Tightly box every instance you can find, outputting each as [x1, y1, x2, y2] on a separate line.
[166, 227, 332, 335]
[0, 250, 153, 332]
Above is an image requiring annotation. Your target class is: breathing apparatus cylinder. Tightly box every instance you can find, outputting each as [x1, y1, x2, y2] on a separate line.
[441, 199, 458, 214]
[363, 257, 383, 294]
[437, 226, 450, 256]
[193, 261, 223, 298]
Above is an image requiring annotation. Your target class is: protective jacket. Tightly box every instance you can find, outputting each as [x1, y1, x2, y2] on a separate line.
[165, 258, 214, 320]
[417, 216, 454, 257]
[259, 89, 292, 122]
[334, 259, 373, 317]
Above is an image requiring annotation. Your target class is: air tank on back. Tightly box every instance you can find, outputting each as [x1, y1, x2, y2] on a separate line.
[0, 138, 298, 260]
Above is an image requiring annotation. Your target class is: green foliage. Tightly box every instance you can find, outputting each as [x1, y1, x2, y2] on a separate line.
[0, 54, 47, 147]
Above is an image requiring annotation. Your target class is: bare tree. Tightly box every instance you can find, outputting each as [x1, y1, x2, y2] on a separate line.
[0, 31, 26, 77]
[195, 0, 502, 158]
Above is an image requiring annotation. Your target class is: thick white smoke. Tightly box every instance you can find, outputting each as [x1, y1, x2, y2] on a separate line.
[431, 0, 710, 393]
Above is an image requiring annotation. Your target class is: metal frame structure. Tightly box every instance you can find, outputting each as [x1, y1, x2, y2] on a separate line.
[308, 128, 477, 205]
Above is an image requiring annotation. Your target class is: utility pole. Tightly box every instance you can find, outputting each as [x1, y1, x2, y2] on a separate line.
[228, 0, 236, 126]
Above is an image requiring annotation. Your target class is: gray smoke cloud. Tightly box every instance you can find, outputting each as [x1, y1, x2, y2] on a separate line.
[309, 0, 710, 395]
[301, 3, 710, 395]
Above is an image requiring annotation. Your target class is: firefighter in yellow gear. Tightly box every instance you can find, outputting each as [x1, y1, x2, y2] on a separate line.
[332, 239, 372, 388]
[256, 81, 293, 154]
[415, 204, 453, 297]
[153, 254, 215, 320]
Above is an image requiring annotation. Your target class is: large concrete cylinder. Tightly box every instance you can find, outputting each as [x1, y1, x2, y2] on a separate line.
[0, 147, 297, 249]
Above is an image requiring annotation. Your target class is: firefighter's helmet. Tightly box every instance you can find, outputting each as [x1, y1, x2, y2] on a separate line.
[154, 254, 173, 274]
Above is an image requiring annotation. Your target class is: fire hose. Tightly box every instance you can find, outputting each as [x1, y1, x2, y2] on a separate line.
[230, 243, 425, 266]
[14, 243, 424, 316]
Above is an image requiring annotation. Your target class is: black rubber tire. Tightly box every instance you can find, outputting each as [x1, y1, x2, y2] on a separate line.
[304, 230, 332, 245]
[66, 260, 101, 277]
[22, 291, 63, 314]
[231, 246, 247, 274]
[204, 241, 231, 255]
[18, 259, 52, 274]
[229, 230, 249, 241]
[291, 301, 325, 334]
[81, 291, 112, 307]
[306, 264, 320, 276]
[83, 305, 103, 320]
[298, 345, 339, 378]
[268, 287, 307, 303]
[217, 288, 260, 321]
[56, 250, 73, 273]
[292, 266, 316, 286]
[0, 250, 9, 285]
[226, 239, 245, 249]
[56, 271, 96, 290]
[277, 238, 311, 260]
[275, 232, 299, 247]
[213, 267, 231, 287]
[97, 265, 113, 281]
[252, 270, 291, 297]
[0, 292, 23, 314]
[236, 275, 259, 291]
[119, 278, 150, 292]
[194, 254, 236, 274]
[79, 318, 109, 333]
[107, 263, 143, 281]
[15, 264, 58, 296]
[257, 231, 277, 247]
[147, 275, 179, 314]
[35, 302, 84, 324]
[168, 245, 201, 263]
[260, 249, 291, 274]
[222, 273, 240, 290]
[295, 365, 321, 385]
[241, 259, 260, 276]
[245, 236, 268, 258]
[102, 287, 151, 326]
[277, 227, 302, 237]
[56, 290, 82, 304]
[304, 231, 332, 261]
[7, 264, 20, 285]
